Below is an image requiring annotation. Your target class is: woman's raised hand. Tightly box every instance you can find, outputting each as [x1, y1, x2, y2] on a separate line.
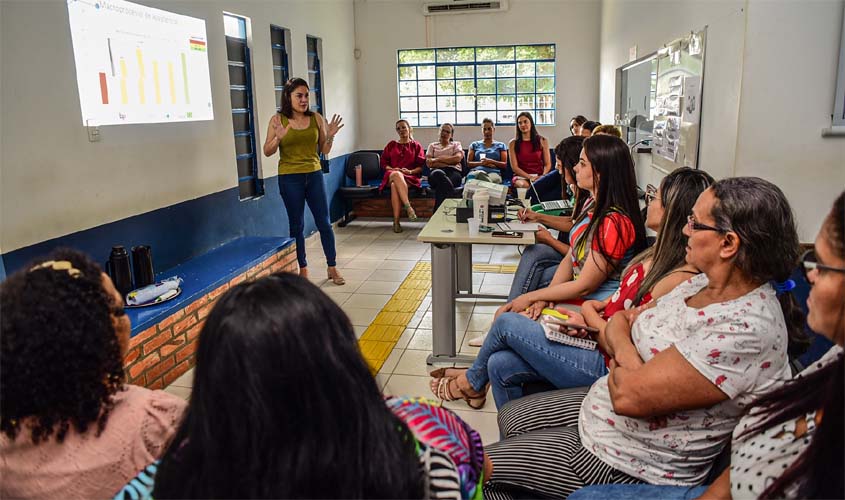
[326, 114, 344, 138]
[271, 115, 291, 141]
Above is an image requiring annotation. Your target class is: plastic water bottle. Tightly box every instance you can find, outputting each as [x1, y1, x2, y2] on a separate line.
[473, 189, 490, 224]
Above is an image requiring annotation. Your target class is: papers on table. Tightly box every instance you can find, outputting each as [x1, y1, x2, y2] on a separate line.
[497, 221, 542, 232]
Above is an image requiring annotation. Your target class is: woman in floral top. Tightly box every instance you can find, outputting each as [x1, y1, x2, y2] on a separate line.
[481, 177, 810, 499]
[569, 191, 845, 500]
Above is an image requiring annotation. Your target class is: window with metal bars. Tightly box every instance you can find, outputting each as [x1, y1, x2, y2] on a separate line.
[270, 25, 291, 110]
[224, 13, 263, 200]
[306, 36, 324, 115]
[397, 44, 555, 127]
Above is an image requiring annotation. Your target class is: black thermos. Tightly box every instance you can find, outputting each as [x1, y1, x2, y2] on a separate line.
[106, 246, 134, 296]
[132, 245, 155, 288]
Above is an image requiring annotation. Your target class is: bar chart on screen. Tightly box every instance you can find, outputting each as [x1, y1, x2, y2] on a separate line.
[67, 0, 214, 126]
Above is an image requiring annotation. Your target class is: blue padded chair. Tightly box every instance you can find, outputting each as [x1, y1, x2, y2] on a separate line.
[338, 152, 381, 227]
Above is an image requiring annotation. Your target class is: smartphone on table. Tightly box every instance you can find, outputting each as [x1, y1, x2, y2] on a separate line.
[492, 231, 523, 238]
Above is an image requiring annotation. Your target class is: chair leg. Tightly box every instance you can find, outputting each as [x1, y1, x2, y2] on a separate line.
[337, 199, 356, 227]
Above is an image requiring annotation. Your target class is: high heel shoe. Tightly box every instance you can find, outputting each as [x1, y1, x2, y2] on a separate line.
[327, 267, 345, 286]
[405, 204, 418, 221]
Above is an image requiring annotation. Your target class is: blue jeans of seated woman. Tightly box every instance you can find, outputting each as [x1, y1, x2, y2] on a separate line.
[278, 170, 337, 269]
[569, 484, 709, 500]
[508, 244, 622, 303]
[464, 312, 609, 408]
[508, 243, 564, 301]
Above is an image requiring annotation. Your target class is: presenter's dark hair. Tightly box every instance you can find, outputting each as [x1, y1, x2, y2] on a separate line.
[153, 273, 424, 499]
[514, 111, 542, 153]
[709, 177, 808, 356]
[1, 248, 125, 444]
[581, 135, 647, 274]
[279, 77, 314, 118]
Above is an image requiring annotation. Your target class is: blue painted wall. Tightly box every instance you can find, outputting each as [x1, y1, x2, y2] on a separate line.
[1, 155, 349, 277]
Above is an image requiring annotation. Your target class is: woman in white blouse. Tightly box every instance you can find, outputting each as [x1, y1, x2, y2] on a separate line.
[567, 191, 845, 500]
[480, 177, 811, 499]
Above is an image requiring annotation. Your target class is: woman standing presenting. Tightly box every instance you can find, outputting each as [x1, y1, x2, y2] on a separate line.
[263, 78, 345, 285]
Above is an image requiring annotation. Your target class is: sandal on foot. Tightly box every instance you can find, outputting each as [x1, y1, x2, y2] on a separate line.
[430, 375, 486, 410]
[393, 220, 403, 233]
[405, 204, 418, 221]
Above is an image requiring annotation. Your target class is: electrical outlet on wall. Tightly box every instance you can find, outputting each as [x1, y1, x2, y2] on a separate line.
[87, 124, 101, 142]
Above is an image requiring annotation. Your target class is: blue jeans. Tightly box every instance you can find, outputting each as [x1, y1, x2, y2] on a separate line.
[465, 313, 609, 408]
[508, 243, 564, 301]
[569, 484, 709, 500]
[528, 169, 563, 203]
[278, 170, 337, 268]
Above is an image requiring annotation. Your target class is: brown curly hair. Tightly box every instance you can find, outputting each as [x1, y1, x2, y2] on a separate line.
[1, 248, 126, 444]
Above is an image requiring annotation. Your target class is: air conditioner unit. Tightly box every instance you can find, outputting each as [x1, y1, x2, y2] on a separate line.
[422, 0, 509, 16]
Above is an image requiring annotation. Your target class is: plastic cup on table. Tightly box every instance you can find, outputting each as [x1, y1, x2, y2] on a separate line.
[467, 217, 480, 237]
[516, 187, 528, 200]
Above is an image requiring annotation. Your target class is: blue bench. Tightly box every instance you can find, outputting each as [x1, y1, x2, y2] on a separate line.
[126, 236, 295, 336]
[122, 236, 296, 389]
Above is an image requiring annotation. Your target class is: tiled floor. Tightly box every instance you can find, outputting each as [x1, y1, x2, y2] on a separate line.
[163, 220, 523, 446]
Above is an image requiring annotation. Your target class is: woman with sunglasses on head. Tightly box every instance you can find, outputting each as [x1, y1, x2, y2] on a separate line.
[379, 119, 426, 233]
[479, 177, 810, 499]
[569, 190, 844, 500]
[1, 249, 186, 499]
[263, 77, 345, 285]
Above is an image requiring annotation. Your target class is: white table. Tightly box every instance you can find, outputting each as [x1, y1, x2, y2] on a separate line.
[417, 198, 535, 364]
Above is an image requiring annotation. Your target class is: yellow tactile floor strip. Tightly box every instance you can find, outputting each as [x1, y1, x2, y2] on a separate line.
[472, 264, 517, 274]
[359, 262, 432, 374]
[358, 261, 515, 374]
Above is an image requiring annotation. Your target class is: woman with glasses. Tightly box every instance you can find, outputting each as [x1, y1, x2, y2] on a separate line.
[379, 119, 426, 233]
[569, 190, 845, 500]
[479, 177, 810, 499]
[1, 249, 186, 499]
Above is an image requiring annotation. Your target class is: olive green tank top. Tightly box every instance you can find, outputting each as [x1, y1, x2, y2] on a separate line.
[277, 114, 321, 175]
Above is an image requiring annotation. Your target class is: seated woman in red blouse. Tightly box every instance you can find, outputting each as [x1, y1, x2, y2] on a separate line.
[379, 119, 425, 233]
[508, 112, 551, 190]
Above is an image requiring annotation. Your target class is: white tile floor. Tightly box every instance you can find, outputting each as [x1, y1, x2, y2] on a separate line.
[163, 219, 524, 446]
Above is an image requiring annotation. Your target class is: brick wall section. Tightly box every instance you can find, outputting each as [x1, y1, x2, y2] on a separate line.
[123, 244, 298, 389]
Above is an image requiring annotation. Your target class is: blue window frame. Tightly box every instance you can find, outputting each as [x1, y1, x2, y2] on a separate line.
[397, 44, 556, 127]
[224, 14, 263, 200]
[270, 25, 291, 109]
[306, 36, 324, 114]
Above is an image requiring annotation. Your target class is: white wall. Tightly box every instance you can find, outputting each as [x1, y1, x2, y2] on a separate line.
[733, 0, 845, 241]
[0, 0, 357, 252]
[599, 0, 845, 242]
[598, 0, 747, 183]
[353, 0, 602, 149]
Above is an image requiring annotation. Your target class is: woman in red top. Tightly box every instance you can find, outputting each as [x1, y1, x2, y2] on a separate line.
[508, 112, 551, 190]
[379, 119, 425, 233]
[429, 166, 713, 409]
